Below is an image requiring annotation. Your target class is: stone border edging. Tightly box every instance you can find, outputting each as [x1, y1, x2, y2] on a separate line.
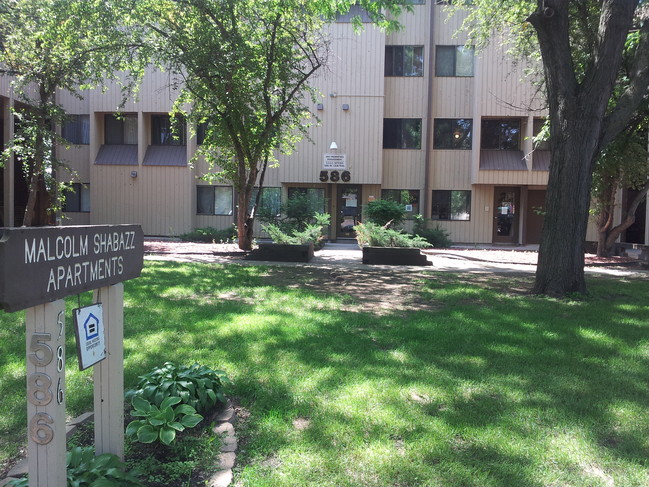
[1, 401, 239, 487]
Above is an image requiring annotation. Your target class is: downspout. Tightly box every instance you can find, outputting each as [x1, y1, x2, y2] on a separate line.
[422, 2, 435, 220]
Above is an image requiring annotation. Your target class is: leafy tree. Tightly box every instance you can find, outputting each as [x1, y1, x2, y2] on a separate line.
[365, 199, 406, 227]
[592, 117, 648, 256]
[134, 0, 411, 250]
[451, 0, 649, 295]
[0, 0, 141, 226]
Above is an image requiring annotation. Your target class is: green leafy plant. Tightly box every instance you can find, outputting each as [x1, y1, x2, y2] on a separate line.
[126, 396, 203, 446]
[262, 212, 331, 249]
[125, 362, 231, 414]
[179, 226, 236, 243]
[354, 221, 431, 248]
[7, 446, 143, 487]
[364, 199, 406, 227]
[413, 215, 452, 248]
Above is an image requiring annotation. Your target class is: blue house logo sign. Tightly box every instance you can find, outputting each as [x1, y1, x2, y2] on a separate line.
[84, 313, 100, 340]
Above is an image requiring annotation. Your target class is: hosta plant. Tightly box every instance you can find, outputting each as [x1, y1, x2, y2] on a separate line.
[126, 396, 203, 446]
[7, 446, 143, 487]
[125, 362, 230, 414]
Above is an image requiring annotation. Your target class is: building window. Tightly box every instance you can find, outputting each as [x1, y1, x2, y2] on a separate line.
[433, 119, 473, 149]
[152, 115, 186, 146]
[197, 186, 233, 215]
[249, 187, 282, 216]
[287, 187, 326, 214]
[62, 183, 90, 213]
[335, 5, 371, 23]
[105, 114, 137, 145]
[431, 190, 471, 221]
[481, 119, 521, 150]
[435, 46, 474, 77]
[62, 115, 90, 145]
[383, 118, 422, 149]
[196, 122, 207, 145]
[385, 46, 424, 77]
[381, 189, 420, 215]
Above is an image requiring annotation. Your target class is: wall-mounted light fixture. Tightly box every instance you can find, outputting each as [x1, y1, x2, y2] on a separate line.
[329, 141, 338, 151]
[316, 103, 324, 110]
[342, 104, 350, 111]
[130, 171, 138, 178]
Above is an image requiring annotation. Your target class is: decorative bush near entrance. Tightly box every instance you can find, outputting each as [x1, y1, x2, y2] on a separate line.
[354, 222, 431, 249]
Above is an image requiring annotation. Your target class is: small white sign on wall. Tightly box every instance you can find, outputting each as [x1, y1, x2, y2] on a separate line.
[323, 153, 347, 170]
[73, 303, 106, 370]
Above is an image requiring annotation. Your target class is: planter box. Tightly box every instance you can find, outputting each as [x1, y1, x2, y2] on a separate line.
[362, 246, 432, 266]
[246, 242, 314, 263]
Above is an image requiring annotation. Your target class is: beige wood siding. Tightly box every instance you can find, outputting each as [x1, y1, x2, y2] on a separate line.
[277, 97, 383, 184]
[382, 149, 425, 189]
[429, 151, 472, 188]
[91, 165, 192, 236]
[478, 39, 546, 117]
[59, 146, 91, 181]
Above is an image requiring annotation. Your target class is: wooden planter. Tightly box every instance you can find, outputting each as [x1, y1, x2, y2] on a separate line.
[362, 246, 432, 266]
[246, 242, 314, 263]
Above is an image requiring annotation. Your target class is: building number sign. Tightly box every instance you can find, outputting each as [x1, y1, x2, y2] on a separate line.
[27, 311, 65, 445]
[319, 170, 351, 183]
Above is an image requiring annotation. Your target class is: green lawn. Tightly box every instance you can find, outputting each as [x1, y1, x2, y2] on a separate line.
[1, 262, 649, 486]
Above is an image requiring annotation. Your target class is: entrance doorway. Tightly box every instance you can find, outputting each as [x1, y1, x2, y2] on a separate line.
[525, 190, 546, 244]
[337, 185, 361, 238]
[493, 187, 520, 244]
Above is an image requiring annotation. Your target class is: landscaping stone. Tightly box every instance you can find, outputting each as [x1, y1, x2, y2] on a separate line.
[7, 458, 27, 477]
[209, 469, 233, 487]
[214, 422, 235, 436]
[218, 452, 236, 470]
[214, 406, 237, 424]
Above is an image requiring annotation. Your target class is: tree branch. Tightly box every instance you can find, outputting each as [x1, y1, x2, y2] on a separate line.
[601, 19, 649, 146]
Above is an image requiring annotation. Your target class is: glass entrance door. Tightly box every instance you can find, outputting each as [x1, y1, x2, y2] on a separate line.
[492, 187, 520, 244]
[337, 185, 361, 238]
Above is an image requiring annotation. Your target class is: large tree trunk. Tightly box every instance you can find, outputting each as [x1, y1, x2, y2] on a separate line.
[533, 120, 598, 295]
[529, 0, 638, 296]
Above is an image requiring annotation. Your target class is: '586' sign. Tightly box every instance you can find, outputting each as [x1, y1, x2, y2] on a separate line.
[319, 170, 351, 183]
[28, 311, 65, 445]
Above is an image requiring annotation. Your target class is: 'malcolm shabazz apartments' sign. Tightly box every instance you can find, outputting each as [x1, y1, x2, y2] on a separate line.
[0, 225, 143, 312]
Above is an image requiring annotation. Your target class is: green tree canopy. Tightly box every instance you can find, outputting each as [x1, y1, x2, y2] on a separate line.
[449, 0, 649, 295]
[133, 0, 411, 250]
[0, 0, 142, 225]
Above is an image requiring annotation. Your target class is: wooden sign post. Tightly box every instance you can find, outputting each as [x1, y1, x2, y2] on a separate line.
[0, 225, 143, 487]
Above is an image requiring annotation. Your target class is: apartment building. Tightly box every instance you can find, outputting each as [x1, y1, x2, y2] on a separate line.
[1, 2, 646, 246]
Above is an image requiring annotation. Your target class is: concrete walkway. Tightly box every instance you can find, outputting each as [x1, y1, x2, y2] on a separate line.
[144, 240, 648, 278]
[308, 243, 646, 277]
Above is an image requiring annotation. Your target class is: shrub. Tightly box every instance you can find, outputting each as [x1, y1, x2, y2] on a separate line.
[7, 446, 143, 487]
[179, 226, 236, 243]
[354, 222, 431, 248]
[258, 191, 328, 235]
[262, 212, 330, 250]
[365, 199, 406, 227]
[413, 216, 452, 248]
[125, 362, 231, 414]
[126, 396, 203, 446]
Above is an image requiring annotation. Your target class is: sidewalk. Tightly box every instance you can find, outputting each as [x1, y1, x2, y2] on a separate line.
[144, 240, 648, 277]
